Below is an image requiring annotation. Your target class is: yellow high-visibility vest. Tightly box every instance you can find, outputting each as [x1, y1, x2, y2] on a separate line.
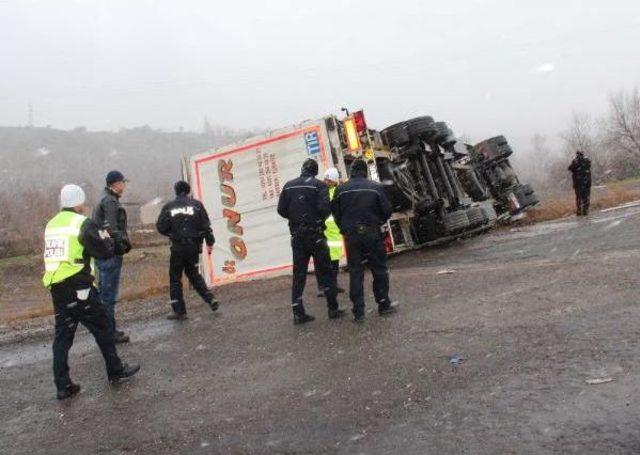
[325, 187, 344, 261]
[42, 211, 90, 288]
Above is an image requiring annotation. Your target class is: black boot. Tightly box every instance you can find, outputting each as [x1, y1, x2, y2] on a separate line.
[328, 308, 346, 319]
[353, 313, 366, 324]
[167, 312, 187, 320]
[293, 313, 315, 325]
[56, 383, 81, 400]
[379, 301, 400, 316]
[109, 362, 141, 383]
[207, 297, 219, 312]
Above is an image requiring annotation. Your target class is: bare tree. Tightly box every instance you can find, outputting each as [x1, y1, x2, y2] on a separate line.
[561, 112, 608, 183]
[512, 133, 563, 191]
[606, 88, 640, 158]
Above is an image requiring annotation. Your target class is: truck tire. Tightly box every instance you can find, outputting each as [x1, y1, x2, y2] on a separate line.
[519, 183, 535, 196]
[414, 215, 439, 243]
[442, 210, 470, 234]
[433, 122, 452, 143]
[466, 206, 485, 227]
[481, 205, 498, 223]
[497, 143, 513, 157]
[405, 116, 435, 139]
[382, 122, 410, 147]
[478, 136, 508, 147]
[474, 136, 512, 160]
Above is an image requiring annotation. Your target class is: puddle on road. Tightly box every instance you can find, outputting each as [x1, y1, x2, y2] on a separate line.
[0, 319, 173, 368]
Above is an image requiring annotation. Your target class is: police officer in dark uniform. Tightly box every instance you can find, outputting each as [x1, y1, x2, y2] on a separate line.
[277, 158, 344, 324]
[568, 151, 592, 216]
[331, 159, 398, 323]
[156, 181, 219, 319]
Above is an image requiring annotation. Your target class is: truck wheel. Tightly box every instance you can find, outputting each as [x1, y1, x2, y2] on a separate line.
[519, 183, 535, 196]
[496, 143, 513, 157]
[433, 122, 452, 143]
[481, 205, 498, 222]
[466, 206, 485, 227]
[405, 116, 436, 139]
[442, 210, 470, 234]
[382, 122, 410, 147]
[519, 191, 539, 209]
[478, 136, 508, 147]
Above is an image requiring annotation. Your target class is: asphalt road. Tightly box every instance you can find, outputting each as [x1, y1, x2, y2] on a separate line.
[2, 203, 640, 454]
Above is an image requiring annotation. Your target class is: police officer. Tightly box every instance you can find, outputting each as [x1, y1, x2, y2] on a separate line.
[568, 151, 592, 216]
[44, 184, 140, 399]
[93, 170, 132, 343]
[331, 159, 398, 323]
[156, 180, 219, 320]
[315, 167, 345, 297]
[277, 158, 344, 324]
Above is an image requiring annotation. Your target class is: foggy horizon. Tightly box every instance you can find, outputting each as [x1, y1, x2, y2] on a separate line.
[2, 1, 640, 148]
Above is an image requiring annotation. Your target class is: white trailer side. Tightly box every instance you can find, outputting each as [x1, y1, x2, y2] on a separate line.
[189, 118, 338, 286]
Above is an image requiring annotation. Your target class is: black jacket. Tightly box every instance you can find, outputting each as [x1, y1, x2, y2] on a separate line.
[59, 209, 115, 288]
[331, 176, 393, 236]
[92, 187, 131, 255]
[568, 156, 592, 189]
[156, 195, 215, 246]
[277, 170, 331, 234]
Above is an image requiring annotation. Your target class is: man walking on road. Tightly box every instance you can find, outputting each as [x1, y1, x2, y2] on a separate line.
[315, 167, 345, 297]
[93, 170, 132, 343]
[277, 158, 344, 324]
[156, 180, 219, 320]
[43, 184, 140, 399]
[568, 151, 592, 216]
[332, 159, 398, 323]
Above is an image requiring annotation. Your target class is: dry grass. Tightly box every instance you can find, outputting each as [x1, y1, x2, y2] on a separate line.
[526, 185, 640, 223]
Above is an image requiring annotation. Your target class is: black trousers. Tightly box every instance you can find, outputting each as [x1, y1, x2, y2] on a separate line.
[315, 260, 340, 292]
[575, 186, 591, 216]
[344, 230, 391, 317]
[51, 283, 123, 392]
[169, 241, 213, 315]
[291, 230, 338, 315]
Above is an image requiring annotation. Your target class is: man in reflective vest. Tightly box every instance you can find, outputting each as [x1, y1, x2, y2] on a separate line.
[43, 184, 140, 399]
[316, 167, 346, 297]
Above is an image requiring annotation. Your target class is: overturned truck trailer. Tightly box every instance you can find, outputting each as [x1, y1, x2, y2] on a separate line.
[188, 110, 536, 286]
[455, 136, 539, 219]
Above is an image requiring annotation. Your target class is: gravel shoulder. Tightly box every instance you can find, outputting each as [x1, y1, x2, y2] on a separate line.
[1, 205, 640, 454]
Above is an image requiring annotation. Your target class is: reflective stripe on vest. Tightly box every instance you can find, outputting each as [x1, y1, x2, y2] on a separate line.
[42, 211, 88, 288]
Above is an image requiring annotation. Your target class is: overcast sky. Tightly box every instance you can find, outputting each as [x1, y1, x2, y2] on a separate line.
[1, 0, 640, 146]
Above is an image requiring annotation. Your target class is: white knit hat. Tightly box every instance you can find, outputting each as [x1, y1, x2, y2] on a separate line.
[60, 184, 86, 208]
[323, 167, 340, 182]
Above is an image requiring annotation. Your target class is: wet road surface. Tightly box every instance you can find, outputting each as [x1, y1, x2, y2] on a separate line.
[2, 204, 640, 454]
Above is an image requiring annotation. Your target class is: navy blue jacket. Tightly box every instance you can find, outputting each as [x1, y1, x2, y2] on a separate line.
[331, 176, 393, 236]
[156, 195, 215, 246]
[277, 171, 331, 234]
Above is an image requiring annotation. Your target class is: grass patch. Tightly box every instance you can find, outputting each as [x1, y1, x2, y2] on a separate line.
[526, 185, 640, 223]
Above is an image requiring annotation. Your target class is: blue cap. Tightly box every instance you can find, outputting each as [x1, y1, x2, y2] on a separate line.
[106, 170, 128, 185]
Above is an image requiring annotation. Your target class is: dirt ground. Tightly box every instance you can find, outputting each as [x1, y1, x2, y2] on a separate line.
[2, 203, 640, 454]
[0, 245, 169, 322]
